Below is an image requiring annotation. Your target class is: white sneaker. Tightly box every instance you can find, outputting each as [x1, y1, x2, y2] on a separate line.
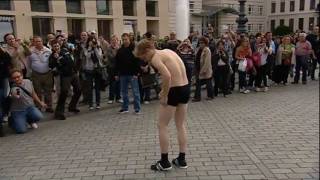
[31, 123, 38, 129]
[243, 89, 250, 94]
[89, 106, 94, 111]
[144, 101, 150, 105]
[107, 100, 113, 104]
[240, 88, 245, 93]
[255, 88, 261, 92]
[96, 105, 101, 110]
[117, 99, 124, 103]
[264, 87, 269, 92]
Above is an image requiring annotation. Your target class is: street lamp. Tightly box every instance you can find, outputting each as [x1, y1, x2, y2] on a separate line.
[317, 3, 320, 37]
[236, 0, 248, 34]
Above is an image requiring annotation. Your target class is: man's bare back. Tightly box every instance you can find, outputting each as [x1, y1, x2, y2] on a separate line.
[151, 49, 188, 88]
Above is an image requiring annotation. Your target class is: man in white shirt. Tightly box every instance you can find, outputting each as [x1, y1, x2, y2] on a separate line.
[29, 36, 53, 112]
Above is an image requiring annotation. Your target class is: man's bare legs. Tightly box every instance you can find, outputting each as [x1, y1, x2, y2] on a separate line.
[152, 104, 188, 170]
[174, 104, 187, 153]
[150, 104, 175, 171]
[172, 104, 188, 168]
[158, 105, 175, 153]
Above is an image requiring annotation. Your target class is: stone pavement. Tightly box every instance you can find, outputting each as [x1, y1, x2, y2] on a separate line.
[0, 81, 319, 180]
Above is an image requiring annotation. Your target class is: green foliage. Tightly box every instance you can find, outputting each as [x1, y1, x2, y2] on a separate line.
[273, 25, 293, 36]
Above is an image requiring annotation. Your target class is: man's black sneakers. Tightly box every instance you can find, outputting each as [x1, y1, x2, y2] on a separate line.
[150, 160, 172, 171]
[172, 158, 188, 169]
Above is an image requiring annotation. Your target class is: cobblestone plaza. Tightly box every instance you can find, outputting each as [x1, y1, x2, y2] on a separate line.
[0, 80, 319, 180]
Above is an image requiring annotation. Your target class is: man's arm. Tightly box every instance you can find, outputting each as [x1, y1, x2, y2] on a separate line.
[32, 88, 46, 108]
[151, 56, 171, 99]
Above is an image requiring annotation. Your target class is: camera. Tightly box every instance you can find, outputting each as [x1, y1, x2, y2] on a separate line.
[16, 88, 20, 96]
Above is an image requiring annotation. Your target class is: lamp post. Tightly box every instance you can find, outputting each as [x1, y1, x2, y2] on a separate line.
[236, 0, 248, 34]
[317, 3, 320, 37]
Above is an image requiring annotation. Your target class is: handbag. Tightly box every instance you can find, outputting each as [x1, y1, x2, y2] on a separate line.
[140, 74, 156, 89]
[238, 59, 247, 72]
[251, 52, 261, 67]
[246, 57, 254, 72]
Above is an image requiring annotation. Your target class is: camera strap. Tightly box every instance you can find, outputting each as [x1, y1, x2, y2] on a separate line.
[12, 84, 33, 98]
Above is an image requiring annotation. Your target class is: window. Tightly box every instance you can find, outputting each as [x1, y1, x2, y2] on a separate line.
[146, 0, 158, 17]
[66, 0, 82, 14]
[270, 19, 276, 31]
[96, 0, 111, 15]
[290, 1, 295, 12]
[0, 0, 11, 10]
[289, 18, 294, 31]
[299, 0, 305, 11]
[280, 19, 285, 26]
[271, 2, 276, 13]
[123, 0, 136, 16]
[248, 5, 253, 15]
[32, 18, 53, 39]
[309, 17, 315, 31]
[247, 24, 252, 32]
[258, 24, 263, 32]
[30, 0, 50, 12]
[98, 20, 112, 40]
[0, 16, 14, 43]
[280, 1, 285, 12]
[67, 19, 84, 39]
[310, 0, 316, 10]
[258, 6, 263, 15]
[190, 1, 195, 12]
[298, 18, 304, 30]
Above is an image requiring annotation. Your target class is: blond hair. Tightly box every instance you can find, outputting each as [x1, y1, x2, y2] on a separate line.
[134, 39, 155, 57]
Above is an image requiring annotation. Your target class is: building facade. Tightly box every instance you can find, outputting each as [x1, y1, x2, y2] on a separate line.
[0, 0, 169, 42]
[199, 0, 267, 35]
[266, 0, 319, 33]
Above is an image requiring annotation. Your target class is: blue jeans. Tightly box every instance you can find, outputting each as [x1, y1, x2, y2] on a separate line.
[120, 76, 141, 111]
[84, 70, 101, 106]
[294, 55, 309, 83]
[11, 106, 43, 134]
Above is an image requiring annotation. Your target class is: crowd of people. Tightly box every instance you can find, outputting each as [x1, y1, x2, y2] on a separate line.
[0, 25, 319, 136]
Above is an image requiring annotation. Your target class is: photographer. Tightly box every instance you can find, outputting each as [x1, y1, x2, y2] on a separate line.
[49, 40, 81, 120]
[212, 41, 230, 97]
[80, 35, 103, 110]
[9, 69, 46, 134]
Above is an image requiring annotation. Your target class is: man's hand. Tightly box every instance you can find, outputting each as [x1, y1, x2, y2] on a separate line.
[159, 96, 168, 106]
[53, 53, 59, 59]
[115, 76, 119, 81]
[40, 101, 47, 109]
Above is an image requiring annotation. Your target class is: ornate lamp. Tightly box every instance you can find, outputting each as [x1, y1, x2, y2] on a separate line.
[236, 0, 248, 34]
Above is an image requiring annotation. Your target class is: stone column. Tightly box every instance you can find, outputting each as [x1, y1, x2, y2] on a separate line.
[175, 0, 189, 40]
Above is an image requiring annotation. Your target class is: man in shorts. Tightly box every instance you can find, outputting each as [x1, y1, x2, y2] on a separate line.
[135, 39, 190, 171]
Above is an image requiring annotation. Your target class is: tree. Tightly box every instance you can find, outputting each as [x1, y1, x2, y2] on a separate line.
[273, 25, 293, 36]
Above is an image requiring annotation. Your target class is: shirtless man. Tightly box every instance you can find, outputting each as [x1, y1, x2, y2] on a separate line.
[135, 39, 190, 171]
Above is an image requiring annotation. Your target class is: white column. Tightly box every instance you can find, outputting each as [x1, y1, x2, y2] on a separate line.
[175, 0, 189, 40]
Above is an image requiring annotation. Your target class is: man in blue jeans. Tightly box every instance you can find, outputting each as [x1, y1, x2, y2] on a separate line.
[115, 33, 141, 114]
[0, 47, 11, 137]
[9, 69, 47, 134]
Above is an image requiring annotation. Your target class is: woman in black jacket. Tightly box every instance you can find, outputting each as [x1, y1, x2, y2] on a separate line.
[49, 40, 81, 120]
[212, 41, 230, 97]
